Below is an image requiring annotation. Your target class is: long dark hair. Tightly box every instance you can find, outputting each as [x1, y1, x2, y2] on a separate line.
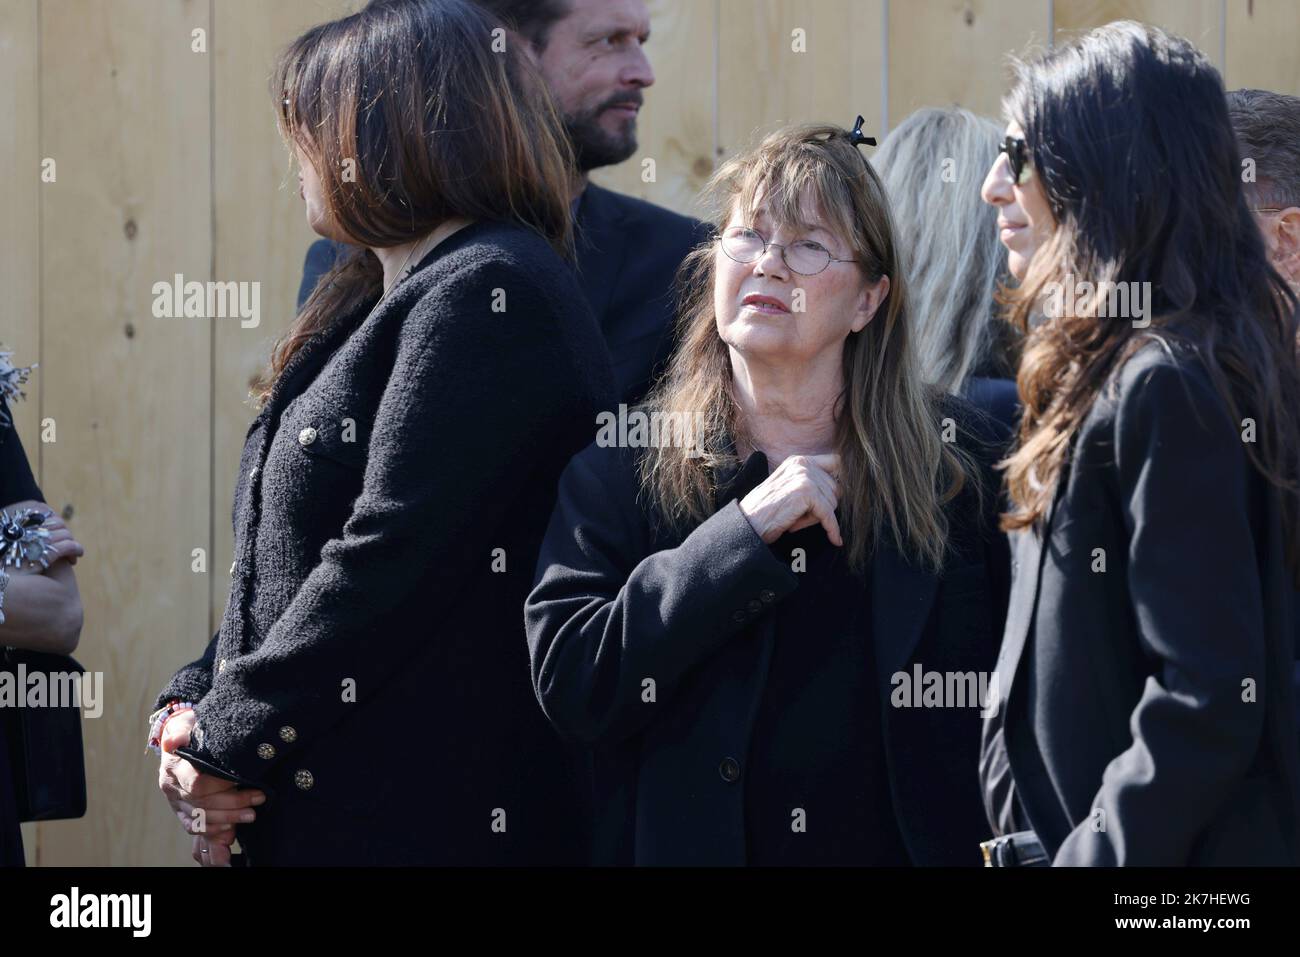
[1000, 21, 1300, 578]
[254, 0, 575, 406]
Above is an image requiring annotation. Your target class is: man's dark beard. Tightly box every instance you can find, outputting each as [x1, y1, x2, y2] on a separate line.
[564, 96, 642, 172]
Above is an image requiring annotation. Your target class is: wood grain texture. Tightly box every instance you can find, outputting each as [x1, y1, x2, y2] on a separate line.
[888, 0, 1052, 124]
[719, 0, 885, 167]
[1225, 0, 1300, 95]
[0, 0, 41, 451]
[35, 0, 212, 866]
[0, 0, 42, 864]
[1055, 0, 1224, 69]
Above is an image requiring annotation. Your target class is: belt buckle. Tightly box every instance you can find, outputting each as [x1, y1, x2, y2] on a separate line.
[979, 835, 1011, 867]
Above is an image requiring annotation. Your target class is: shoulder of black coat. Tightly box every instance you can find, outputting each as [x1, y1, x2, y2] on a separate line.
[567, 437, 645, 493]
[586, 184, 708, 247]
[1097, 330, 1218, 427]
[401, 220, 578, 317]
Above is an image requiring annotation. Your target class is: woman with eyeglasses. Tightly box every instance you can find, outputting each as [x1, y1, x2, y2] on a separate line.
[977, 21, 1300, 865]
[525, 121, 1011, 866]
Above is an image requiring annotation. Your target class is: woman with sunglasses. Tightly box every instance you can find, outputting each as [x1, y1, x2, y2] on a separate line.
[978, 21, 1300, 865]
[526, 121, 1010, 866]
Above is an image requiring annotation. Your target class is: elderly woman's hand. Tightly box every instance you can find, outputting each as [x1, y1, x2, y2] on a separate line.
[157, 710, 265, 866]
[739, 454, 843, 546]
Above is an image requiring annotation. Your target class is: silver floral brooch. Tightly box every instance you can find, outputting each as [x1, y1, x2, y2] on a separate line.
[0, 347, 35, 430]
[0, 507, 54, 570]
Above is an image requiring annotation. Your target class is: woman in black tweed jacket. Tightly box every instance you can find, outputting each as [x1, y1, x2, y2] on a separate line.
[151, 0, 614, 865]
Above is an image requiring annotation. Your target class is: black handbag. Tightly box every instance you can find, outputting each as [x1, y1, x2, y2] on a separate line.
[0, 647, 88, 821]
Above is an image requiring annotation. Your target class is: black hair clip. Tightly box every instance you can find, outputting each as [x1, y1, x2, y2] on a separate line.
[848, 115, 877, 149]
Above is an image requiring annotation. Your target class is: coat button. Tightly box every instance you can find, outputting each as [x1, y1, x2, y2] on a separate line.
[257, 743, 276, 760]
[759, 589, 776, 603]
[293, 769, 314, 790]
[719, 757, 741, 783]
[731, 610, 746, 623]
[249, 466, 260, 480]
[218, 658, 227, 673]
[279, 726, 298, 743]
[746, 599, 762, 614]
[298, 427, 318, 446]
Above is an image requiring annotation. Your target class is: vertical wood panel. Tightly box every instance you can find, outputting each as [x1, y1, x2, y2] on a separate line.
[1055, 0, 1224, 68]
[0, 0, 42, 864]
[889, 0, 1052, 125]
[0, 1, 41, 450]
[718, 0, 884, 170]
[37, 0, 212, 865]
[1225, 0, 1300, 95]
[590, 0, 717, 217]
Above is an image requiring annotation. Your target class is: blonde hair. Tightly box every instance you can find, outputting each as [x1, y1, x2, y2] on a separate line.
[640, 123, 971, 572]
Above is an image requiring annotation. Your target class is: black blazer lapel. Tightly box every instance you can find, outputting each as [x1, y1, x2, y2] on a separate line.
[574, 184, 630, 334]
[870, 538, 940, 693]
[993, 480, 1065, 717]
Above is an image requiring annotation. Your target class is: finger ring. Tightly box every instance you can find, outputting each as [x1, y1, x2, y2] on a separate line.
[200, 846, 209, 855]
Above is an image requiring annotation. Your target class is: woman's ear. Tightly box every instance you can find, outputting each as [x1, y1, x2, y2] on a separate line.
[1276, 208, 1300, 289]
[851, 274, 890, 333]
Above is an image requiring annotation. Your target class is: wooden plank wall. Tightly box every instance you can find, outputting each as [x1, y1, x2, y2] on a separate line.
[0, 0, 1293, 865]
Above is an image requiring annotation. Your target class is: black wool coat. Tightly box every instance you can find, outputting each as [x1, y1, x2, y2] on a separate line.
[157, 220, 616, 865]
[984, 339, 1300, 865]
[525, 403, 1012, 866]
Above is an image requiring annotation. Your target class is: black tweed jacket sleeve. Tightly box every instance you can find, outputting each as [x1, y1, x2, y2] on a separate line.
[161, 221, 615, 790]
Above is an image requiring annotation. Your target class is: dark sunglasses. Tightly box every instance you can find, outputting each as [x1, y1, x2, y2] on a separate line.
[999, 136, 1032, 185]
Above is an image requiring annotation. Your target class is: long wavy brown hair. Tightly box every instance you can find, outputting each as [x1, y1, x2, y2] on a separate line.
[998, 22, 1300, 582]
[253, 0, 575, 407]
[640, 124, 972, 573]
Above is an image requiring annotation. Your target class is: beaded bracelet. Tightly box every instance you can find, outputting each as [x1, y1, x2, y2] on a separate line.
[146, 699, 195, 756]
